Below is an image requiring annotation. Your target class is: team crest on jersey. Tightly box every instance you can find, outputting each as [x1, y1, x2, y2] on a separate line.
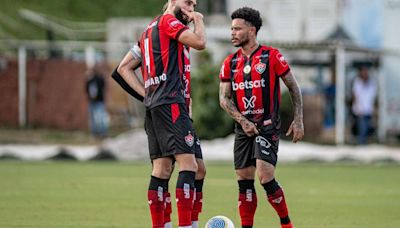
[185, 132, 194, 147]
[255, 62, 266, 74]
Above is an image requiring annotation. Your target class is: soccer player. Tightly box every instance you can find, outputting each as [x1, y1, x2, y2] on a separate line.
[219, 7, 304, 228]
[113, 42, 206, 228]
[115, 0, 206, 228]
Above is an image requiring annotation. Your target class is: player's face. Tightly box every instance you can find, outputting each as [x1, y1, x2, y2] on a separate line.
[173, 0, 197, 25]
[231, 19, 253, 47]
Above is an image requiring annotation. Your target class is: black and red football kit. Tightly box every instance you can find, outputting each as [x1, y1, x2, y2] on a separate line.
[219, 45, 290, 167]
[139, 14, 188, 109]
[139, 14, 197, 159]
[139, 14, 203, 227]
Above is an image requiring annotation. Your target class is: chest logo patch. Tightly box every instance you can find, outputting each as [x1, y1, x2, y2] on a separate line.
[255, 62, 266, 74]
[242, 96, 256, 109]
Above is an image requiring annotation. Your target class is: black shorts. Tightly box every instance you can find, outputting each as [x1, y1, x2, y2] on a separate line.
[193, 129, 203, 159]
[192, 128, 202, 159]
[145, 103, 200, 160]
[233, 125, 280, 169]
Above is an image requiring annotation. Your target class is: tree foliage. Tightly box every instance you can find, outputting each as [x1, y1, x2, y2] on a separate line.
[191, 52, 234, 140]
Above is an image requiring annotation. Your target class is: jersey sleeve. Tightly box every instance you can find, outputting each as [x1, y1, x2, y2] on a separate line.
[219, 57, 231, 82]
[161, 14, 189, 40]
[272, 49, 290, 77]
[129, 42, 142, 60]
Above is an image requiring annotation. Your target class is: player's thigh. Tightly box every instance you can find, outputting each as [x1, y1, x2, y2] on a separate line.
[256, 159, 275, 184]
[253, 135, 279, 166]
[253, 134, 279, 183]
[233, 131, 256, 169]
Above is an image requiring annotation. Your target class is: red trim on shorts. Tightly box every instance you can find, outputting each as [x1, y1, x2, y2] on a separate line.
[171, 103, 180, 124]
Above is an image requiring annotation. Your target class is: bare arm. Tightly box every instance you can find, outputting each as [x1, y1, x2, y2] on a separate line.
[178, 9, 206, 50]
[117, 51, 145, 97]
[281, 71, 304, 142]
[219, 81, 258, 137]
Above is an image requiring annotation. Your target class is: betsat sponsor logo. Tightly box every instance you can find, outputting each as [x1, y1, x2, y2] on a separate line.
[144, 73, 167, 88]
[232, 78, 265, 91]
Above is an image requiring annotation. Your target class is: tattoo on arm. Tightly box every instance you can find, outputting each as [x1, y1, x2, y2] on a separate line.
[282, 71, 303, 121]
[219, 82, 246, 124]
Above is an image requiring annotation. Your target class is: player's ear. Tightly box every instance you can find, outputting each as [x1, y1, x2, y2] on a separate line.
[251, 27, 257, 36]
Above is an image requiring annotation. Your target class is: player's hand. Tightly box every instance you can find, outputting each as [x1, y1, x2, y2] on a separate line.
[181, 8, 203, 22]
[240, 118, 259, 137]
[286, 118, 304, 143]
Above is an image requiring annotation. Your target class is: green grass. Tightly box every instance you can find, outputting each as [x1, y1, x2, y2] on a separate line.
[0, 161, 399, 227]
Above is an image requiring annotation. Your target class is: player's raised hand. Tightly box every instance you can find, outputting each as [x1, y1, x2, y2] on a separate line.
[181, 8, 203, 22]
[286, 118, 304, 143]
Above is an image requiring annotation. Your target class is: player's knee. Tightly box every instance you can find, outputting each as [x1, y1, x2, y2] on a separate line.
[152, 163, 173, 179]
[259, 175, 274, 185]
[258, 169, 275, 184]
[179, 160, 198, 173]
[256, 161, 275, 183]
[152, 169, 172, 179]
[236, 167, 256, 180]
[176, 154, 198, 172]
[164, 165, 173, 176]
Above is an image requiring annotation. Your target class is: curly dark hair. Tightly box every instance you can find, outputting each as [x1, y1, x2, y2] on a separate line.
[231, 7, 262, 34]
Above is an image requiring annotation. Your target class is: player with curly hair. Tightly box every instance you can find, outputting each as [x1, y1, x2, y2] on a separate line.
[219, 7, 304, 228]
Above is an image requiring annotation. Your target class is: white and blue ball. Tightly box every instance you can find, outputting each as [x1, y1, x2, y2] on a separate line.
[205, 215, 234, 228]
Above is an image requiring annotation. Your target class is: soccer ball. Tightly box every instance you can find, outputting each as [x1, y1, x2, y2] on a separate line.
[205, 215, 235, 228]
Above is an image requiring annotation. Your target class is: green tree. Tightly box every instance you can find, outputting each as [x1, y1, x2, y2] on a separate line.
[191, 51, 234, 139]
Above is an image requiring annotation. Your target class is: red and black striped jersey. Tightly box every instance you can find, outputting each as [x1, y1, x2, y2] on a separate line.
[139, 14, 189, 108]
[219, 45, 290, 127]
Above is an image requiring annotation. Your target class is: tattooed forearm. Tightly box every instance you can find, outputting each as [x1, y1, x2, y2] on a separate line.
[282, 71, 303, 121]
[219, 82, 246, 124]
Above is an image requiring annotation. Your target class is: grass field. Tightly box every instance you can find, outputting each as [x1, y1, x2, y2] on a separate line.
[0, 161, 399, 228]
